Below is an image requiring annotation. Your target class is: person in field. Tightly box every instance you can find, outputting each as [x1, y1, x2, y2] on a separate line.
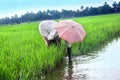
[39, 20, 61, 46]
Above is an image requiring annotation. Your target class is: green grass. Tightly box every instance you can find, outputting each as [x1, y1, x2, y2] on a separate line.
[72, 13, 120, 55]
[0, 22, 65, 80]
[0, 13, 120, 80]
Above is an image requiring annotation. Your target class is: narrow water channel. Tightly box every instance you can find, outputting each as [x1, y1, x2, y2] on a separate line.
[44, 37, 120, 80]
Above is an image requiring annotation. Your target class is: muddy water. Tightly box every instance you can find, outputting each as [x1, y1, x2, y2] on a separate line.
[44, 37, 120, 80]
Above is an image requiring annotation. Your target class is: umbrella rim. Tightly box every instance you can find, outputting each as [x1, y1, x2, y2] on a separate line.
[55, 20, 86, 43]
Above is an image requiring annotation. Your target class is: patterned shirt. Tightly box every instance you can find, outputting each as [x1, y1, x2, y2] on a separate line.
[39, 20, 58, 40]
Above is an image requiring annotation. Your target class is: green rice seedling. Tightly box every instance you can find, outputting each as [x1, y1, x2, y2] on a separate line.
[0, 22, 65, 80]
[0, 13, 120, 80]
[72, 13, 120, 55]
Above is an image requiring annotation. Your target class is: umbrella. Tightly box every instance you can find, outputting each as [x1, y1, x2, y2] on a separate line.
[55, 20, 86, 43]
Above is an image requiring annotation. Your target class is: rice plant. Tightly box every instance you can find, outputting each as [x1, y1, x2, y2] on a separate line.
[72, 13, 120, 55]
[0, 13, 120, 80]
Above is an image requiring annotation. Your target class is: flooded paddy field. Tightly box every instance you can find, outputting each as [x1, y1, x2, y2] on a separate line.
[44, 37, 120, 80]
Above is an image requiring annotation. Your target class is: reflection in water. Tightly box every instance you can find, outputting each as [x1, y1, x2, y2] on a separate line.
[64, 60, 73, 80]
[64, 59, 89, 80]
[44, 37, 120, 80]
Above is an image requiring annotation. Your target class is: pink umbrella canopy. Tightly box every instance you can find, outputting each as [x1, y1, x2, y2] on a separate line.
[55, 20, 86, 43]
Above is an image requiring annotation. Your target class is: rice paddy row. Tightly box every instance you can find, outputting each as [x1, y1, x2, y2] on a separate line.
[0, 13, 120, 80]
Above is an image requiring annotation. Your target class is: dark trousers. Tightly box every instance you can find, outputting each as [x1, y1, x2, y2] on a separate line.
[67, 47, 72, 60]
